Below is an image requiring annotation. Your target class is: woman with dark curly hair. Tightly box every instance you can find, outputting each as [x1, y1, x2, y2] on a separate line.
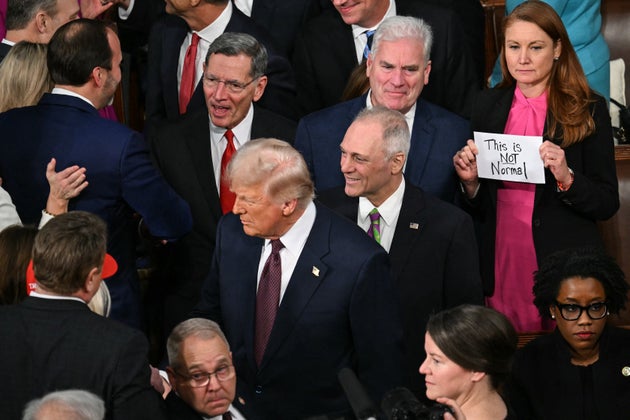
[505, 247, 630, 419]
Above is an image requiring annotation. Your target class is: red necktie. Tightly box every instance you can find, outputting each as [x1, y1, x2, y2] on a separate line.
[179, 32, 200, 114]
[254, 239, 284, 367]
[220, 129, 237, 214]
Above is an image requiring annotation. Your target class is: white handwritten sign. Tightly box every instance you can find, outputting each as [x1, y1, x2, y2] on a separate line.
[474, 131, 545, 184]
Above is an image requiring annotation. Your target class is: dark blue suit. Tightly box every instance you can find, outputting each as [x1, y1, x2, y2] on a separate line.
[0, 94, 192, 328]
[295, 94, 470, 202]
[192, 203, 403, 419]
[146, 7, 297, 128]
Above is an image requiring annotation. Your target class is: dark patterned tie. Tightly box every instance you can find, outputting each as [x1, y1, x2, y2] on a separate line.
[219, 129, 236, 214]
[179, 32, 200, 114]
[222, 411, 232, 420]
[254, 239, 284, 366]
[367, 208, 381, 243]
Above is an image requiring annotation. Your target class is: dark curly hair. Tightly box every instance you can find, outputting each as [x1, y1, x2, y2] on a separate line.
[533, 247, 628, 318]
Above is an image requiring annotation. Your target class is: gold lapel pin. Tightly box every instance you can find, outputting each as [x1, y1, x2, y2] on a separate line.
[622, 366, 630, 377]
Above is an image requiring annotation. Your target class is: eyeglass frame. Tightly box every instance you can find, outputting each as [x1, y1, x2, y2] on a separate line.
[173, 364, 236, 388]
[201, 73, 260, 94]
[553, 301, 609, 321]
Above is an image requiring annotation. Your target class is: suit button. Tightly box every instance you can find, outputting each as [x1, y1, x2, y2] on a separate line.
[533, 219, 541, 228]
[255, 385, 263, 394]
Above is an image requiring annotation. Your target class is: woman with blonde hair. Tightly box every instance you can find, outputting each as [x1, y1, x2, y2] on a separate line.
[0, 41, 53, 113]
[453, 0, 617, 332]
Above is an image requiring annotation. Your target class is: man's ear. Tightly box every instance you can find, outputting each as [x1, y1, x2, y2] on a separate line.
[83, 266, 101, 294]
[281, 198, 298, 217]
[166, 367, 178, 391]
[35, 12, 49, 34]
[91, 67, 105, 87]
[390, 152, 405, 174]
[252, 75, 268, 102]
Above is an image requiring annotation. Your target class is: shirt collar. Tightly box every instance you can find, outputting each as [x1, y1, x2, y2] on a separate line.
[30, 291, 86, 304]
[365, 90, 416, 126]
[209, 103, 254, 146]
[358, 177, 405, 226]
[266, 201, 316, 259]
[51, 87, 96, 108]
[195, 1, 232, 43]
[351, 0, 396, 39]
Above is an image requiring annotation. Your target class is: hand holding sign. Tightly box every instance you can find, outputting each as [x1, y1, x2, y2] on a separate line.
[473, 131, 545, 184]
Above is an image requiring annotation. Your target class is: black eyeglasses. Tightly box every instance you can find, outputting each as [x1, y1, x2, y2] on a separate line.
[174, 365, 235, 388]
[554, 301, 608, 321]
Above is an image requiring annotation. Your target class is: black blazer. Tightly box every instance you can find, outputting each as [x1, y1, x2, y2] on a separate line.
[318, 182, 483, 395]
[191, 204, 404, 419]
[0, 298, 166, 420]
[465, 87, 619, 295]
[146, 7, 297, 129]
[505, 327, 630, 419]
[0, 42, 11, 63]
[150, 105, 296, 333]
[163, 392, 252, 419]
[291, 0, 479, 118]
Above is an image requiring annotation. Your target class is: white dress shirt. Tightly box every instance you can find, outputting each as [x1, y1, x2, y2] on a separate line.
[357, 178, 405, 252]
[177, 1, 233, 95]
[350, 0, 396, 63]
[256, 201, 316, 303]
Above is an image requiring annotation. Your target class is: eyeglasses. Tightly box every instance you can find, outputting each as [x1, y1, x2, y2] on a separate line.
[554, 301, 608, 321]
[202, 75, 258, 93]
[174, 365, 235, 388]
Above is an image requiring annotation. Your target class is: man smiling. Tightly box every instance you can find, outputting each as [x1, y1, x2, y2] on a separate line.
[295, 16, 469, 203]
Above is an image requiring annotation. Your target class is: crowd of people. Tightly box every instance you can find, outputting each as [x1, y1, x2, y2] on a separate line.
[0, 0, 625, 419]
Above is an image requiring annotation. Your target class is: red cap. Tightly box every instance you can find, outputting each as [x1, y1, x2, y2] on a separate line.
[26, 253, 118, 295]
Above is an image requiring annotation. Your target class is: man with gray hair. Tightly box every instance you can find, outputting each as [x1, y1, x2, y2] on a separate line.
[23, 390, 105, 420]
[165, 318, 249, 419]
[295, 15, 470, 203]
[151, 32, 296, 337]
[192, 138, 403, 418]
[318, 106, 483, 396]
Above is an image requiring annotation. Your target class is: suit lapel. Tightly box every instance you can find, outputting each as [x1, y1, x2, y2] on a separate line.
[388, 185, 426, 282]
[405, 100, 436, 186]
[164, 20, 189, 117]
[185, 112, 223, 217]
[258, 205, 330, 370]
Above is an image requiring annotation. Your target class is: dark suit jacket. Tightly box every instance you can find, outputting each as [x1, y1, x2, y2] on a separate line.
[294, 94, 469, 202]
[0, 41, 10, 63]
[245, 0, 330, 57]
[318, 183, 483, 395]
[505, 327, 630, 419]
[146, 8, 297, 130]
[291, 0, 479, 117]
[0, 297, 166, 420]
[464, 88, 619, 295]
[150, 105, 296, 333]
[192, 203, 404, 419]
[0, 94, 192, 328]
[164, 392, 251, 420]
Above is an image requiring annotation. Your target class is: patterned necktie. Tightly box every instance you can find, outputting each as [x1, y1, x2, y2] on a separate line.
[254, 239, 284, 367]
[363, 29, 375, 60]
[219, 129, 237, 214]
[222, 411, 233, 420]
[367, 208, 381, 243]
[179, 32, 200, 114]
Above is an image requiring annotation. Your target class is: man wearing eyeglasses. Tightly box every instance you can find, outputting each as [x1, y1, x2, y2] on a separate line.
[165, 318, 249, 419]
[151, 32, 296, 338]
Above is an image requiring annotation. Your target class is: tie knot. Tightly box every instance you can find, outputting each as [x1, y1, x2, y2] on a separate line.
[368, 208, 380, 222]
[190, 32, 200, 46]
[224, 129, 234, 143]
[270, 239, 284, 254]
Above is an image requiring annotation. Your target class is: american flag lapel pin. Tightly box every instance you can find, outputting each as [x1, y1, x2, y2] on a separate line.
[409, 222, 420, 230]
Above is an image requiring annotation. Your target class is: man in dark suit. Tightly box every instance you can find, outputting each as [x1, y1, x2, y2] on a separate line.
[292, 0, 479, 118]
[0, 19, 192, 329]
[232, 0, 331, 57]
[0, 211, 166, 419]
[146, 0, 296, 131]
[191, 138, 403, 419]
[295, 16, 469, 203]
[151, 32, 296, 336]
[164, 318, 251, 419]
[318, 106, 483, 396]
